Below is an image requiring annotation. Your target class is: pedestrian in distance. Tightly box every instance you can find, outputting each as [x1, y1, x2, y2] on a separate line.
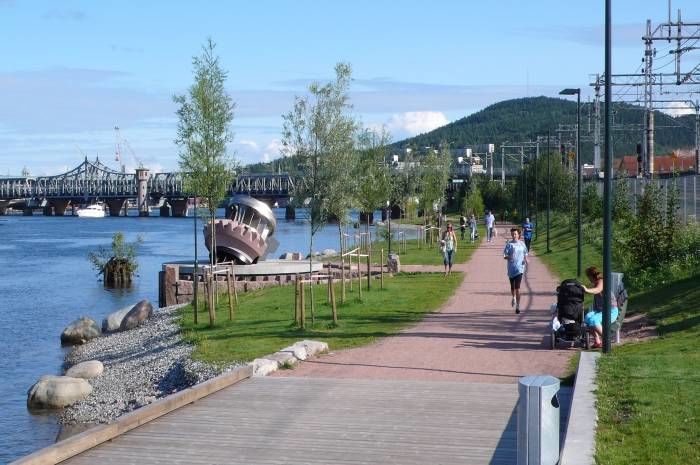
[522, 217, 533, 251]
[503, 228, 528, 314]
[469, 213, 477, 242]
[441, 222, 457, 276]
[485, 210, 496, 242]
[459, 214, 467, 240]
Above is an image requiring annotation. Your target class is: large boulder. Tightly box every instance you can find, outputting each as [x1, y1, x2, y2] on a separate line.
[102, 305, 132, 332]
[60, 317, 101, 345]
[27, 375, 92, 409]
[119, 300, 153, 331]
[65, 360, 104, 379]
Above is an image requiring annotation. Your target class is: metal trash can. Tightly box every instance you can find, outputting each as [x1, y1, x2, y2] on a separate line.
[517, 375, 560, 465]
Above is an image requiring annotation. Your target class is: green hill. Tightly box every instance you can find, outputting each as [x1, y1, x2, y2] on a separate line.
[243, 96, 696, 172]
[393, 96, 696, 163]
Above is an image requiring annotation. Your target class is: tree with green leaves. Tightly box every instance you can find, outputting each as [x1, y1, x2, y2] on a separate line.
[174, 38, 236, 271]
[418, 143, 452, 227]
[89, 232, 143, 287]
[355, 127, 393, 232]
[282, 62, 358, 291]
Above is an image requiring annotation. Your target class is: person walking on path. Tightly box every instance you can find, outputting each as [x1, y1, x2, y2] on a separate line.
[468, 213, 477, 242]
[503, 227, 528, 314]
[522, 217, 533, 251]
[441, 223, 457, 276]
[459, 214, 467, 240]
[485, 210, 496, 242]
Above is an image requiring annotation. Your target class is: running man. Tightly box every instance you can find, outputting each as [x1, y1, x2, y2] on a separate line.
[503, 228, 528, 314]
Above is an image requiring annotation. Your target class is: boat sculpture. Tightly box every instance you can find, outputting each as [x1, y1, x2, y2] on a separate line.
[76, 204, 106, 218]
[204, 196, 276, 264]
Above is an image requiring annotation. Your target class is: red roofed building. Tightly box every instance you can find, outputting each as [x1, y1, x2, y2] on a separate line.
[615, 150, 697, 177]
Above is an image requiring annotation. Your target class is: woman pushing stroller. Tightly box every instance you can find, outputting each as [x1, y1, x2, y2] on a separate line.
[582, 266, 619, 349]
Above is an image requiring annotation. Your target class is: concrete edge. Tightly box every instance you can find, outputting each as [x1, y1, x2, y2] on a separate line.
[10, 365, 252, 465]
[559, 351, 601, 465]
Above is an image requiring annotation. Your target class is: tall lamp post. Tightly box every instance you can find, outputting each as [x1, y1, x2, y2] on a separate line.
[559, 88, 582, 277]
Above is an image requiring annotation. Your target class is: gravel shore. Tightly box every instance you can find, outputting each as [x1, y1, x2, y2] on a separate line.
[59, 305, 243, 426]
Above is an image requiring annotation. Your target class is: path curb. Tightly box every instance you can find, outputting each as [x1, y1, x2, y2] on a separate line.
[560, 351, 601, 465]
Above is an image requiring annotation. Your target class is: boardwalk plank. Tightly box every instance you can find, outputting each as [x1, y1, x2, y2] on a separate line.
[62, 377, 569, 465]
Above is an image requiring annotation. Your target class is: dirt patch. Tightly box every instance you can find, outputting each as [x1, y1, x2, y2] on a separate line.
[620, 312, 658, 343]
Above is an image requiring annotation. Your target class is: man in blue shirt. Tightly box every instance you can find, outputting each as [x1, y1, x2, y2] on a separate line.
[522, 217, 533, 251]
[503, 228, 528, 314]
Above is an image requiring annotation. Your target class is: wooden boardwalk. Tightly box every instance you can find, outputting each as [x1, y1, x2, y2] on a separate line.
[62, 377, 570, 465]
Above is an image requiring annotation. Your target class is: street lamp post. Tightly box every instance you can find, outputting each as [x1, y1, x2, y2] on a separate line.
[547, 131, 551, 254]
[560, 87, 582, 277]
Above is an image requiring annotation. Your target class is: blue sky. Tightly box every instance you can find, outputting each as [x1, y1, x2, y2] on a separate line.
[1, 0, 698, 175]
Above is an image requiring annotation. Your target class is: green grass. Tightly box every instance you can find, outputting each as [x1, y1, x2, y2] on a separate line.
[374, 226, 484, 266]
[179, 272, 463, 364]
[532, 213, 700, 465]
[595, 276, 700, 465]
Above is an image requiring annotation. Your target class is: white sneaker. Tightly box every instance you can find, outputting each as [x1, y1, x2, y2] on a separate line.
[511, 297, 516, 308]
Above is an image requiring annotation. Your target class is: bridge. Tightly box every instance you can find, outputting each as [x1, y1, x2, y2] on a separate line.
[0, 158, 296, 217]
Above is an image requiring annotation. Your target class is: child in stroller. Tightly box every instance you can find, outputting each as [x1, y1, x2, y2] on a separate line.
[550, 279, 588, 349]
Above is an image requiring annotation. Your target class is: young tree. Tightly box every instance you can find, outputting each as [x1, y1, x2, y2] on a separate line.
[355, 127, 393, 233]
[282, 62, 358, 288]
[174, 39, 236, 273]
[418, 143, 451, 227]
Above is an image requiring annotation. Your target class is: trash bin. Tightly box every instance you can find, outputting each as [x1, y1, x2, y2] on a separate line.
[517, 375, 560, 465]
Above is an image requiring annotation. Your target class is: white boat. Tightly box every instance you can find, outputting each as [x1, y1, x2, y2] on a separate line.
[76, 204, 106, 218]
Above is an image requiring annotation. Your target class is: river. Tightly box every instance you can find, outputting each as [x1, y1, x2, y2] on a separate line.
[0, 208, 376, 463]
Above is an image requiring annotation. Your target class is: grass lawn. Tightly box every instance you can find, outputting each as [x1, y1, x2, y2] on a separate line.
[179, 272, 463, 364]
[532, 213, 699, 465]
[373, 225, 485, 266]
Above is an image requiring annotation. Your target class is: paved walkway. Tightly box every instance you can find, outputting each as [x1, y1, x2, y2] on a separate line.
[275, 229, 574, 383]
[51, 230, 576, 465]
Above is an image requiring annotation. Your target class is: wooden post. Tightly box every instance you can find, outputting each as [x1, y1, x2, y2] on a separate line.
[349, 249, 353, 292]
[226, 268, 234, 320]
[230, 263, 239, 305]
[357, 247, 362, 300]
[327, 263, 332, 303]
[310, 276, 316, 325]
[366, 246, 371, 291]
[294, 275, 300, 324]
[380, 248, 384, 289]
[300, 278, 306, 329]
[329, 273, 337, 324]
[203, 269, 210, 317]
[192, 268, 199, 325]
[341, 240, 346, 303]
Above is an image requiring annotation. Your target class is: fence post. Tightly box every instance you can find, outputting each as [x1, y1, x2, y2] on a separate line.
[380, 248, 384, 289]
[357, 247, 362, 300]
[294, 275, 300, 324]
[366, 247, 371, 291]
[300, 278, 306, 329]
[226, 268, 234, 320]
[329, 274, 337, 324]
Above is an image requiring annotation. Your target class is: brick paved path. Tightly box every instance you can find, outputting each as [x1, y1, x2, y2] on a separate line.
[275, 228, 574, 383]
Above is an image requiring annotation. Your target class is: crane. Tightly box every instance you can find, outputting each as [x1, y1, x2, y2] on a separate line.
[114, 126, 141, 172]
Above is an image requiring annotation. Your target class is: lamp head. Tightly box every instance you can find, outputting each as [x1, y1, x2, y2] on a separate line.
[559, 88, 580, 96]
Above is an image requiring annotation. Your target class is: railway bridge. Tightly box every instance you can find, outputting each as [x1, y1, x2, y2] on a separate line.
[0, 158, 296, 217]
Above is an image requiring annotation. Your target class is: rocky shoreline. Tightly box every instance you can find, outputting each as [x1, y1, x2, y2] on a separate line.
[58, 304, 242, 426]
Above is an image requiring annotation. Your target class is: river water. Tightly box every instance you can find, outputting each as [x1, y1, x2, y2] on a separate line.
[0, 208, 372, 464]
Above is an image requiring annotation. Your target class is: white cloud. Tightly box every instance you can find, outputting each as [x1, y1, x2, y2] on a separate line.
[662, 101, 696, 117]
[385, 111, 449, 138]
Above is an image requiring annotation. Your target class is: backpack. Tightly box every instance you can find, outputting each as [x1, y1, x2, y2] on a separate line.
[556, 279, 584, 322]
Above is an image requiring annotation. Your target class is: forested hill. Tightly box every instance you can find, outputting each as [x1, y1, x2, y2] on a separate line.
[393, 96, 695, 161]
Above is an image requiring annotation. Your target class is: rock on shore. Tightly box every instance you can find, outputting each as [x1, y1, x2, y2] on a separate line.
[59, 305, 242, 425]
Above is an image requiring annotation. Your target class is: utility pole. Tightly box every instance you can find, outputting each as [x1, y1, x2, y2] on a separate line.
[594, 75, 602, 172]
[644, 19, 655, 178]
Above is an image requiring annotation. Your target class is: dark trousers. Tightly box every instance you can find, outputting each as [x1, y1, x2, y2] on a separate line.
[524, 237, 531, 251]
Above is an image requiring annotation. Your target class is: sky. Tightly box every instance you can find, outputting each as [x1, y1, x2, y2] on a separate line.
[1, 0, 699, 176]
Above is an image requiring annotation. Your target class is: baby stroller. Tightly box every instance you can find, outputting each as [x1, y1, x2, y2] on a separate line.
[550, 279, 588, 349]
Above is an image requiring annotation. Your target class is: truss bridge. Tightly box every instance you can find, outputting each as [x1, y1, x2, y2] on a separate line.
[0, 158, 296, 217]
